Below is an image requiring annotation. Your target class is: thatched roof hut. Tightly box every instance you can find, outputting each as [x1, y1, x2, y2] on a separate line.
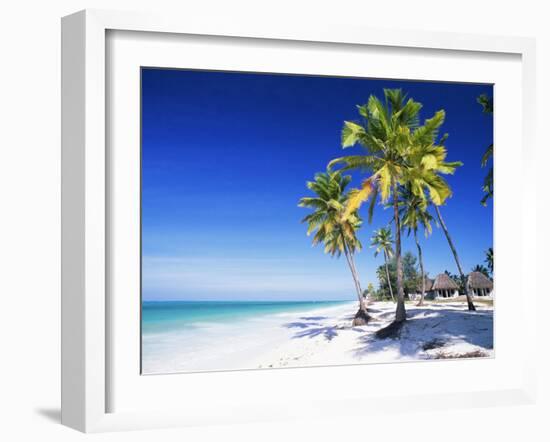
[468, 271, 493, 296]
[468, 271, 493, 289]
[432, 273, 459, 290]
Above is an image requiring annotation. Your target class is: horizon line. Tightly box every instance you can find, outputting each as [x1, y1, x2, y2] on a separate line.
[141, 298, 356, 303]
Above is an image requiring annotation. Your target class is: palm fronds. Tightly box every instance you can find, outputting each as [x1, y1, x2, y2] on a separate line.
[478, 94, 494, 206]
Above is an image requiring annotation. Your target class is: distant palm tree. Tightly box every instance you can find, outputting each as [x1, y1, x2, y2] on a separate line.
[398, 185, 435, 306]
[299, 170, 370, 325]
[477, 94, 494, 206]
[472, 264, 490, 278]
[485, 247, 494, 276]
[371, 227, 395, 302]
[329, 89, 454, 323]
[444, 270, 462, 289]
[366, 282, 375, 298]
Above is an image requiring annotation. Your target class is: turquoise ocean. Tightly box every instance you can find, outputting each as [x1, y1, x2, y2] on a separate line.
[142, 300, 349, 334]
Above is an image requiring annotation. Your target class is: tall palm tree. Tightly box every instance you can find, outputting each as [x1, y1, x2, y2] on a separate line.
[397, 185, 435, 306]
[371, 227, 395, 302]
[477, 94, 494, 206]
[329, 89, 455, 323]
[433, 205, 476, 311]
[401, 101, 477, 312]
[299, 170, 370, 325]
[485, 247, 494, 276]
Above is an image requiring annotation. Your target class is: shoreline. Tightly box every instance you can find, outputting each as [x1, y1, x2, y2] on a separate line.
[141, 300, 357, 374]
[142, 300, 493, 375]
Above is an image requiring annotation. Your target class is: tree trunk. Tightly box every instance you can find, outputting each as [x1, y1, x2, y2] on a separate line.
[349, 252, 367, 306]
[342, 241, 370, 325]
[348, 251, 363, 297]
[392, 180, 407, 322]
[414, 228, 426, 306]
[383, 250, 395, 302]
[434, 205, 476, 311]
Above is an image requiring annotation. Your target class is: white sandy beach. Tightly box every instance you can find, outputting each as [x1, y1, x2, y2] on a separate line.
[253, 300, 494, 370]
[142, 300, 493, 374]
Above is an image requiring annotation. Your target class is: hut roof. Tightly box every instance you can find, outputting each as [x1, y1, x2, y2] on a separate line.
[468, 271, 493, 289]
[417, 276, 434, 292]
[431, 273, 459, 290]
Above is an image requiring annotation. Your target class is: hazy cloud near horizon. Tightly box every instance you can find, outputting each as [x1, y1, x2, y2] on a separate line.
[142, 255, 357, 301]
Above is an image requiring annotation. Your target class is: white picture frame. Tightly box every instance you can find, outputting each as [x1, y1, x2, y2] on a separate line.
[61, 9, 537, 433]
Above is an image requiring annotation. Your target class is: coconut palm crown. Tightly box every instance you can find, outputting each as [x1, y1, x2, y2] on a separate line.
[299, 170, 362, 257]
[371, 226, 394, 259]
[328, 89, 460, 221]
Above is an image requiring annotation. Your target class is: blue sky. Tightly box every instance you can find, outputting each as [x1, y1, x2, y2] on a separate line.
[141, 68, 493, 301]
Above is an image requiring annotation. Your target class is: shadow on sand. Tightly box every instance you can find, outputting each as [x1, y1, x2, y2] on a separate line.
[293, 326, 340, 341]
[283, 321, 321, 329]
[352, 306, 493, 359]
[287, 324, 364, 342]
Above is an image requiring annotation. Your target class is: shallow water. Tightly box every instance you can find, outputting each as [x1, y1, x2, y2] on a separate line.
[141, 300, 353, 374]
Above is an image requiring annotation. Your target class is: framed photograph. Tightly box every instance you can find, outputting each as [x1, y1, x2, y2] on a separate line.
[61, 9, 537, 432]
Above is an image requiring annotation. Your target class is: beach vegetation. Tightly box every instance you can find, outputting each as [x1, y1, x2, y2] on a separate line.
[444, 270, 463, 293]
[477, 94, 494, 206]
[299, 170, 371, 325]
[375, 252, 420, 300]
[397, 184, 435, 306]
[485, 247, 493, 276]
[370, 227, 395, 302]
[472, 264, 491, 279]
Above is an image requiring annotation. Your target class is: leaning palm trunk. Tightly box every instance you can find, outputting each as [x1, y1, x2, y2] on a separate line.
[414, 228, 426, 306]
[343, 242, 370, 326]
[392, 181, 407, 322]
[434, 205, 476, 311]
[383, 250, 395, 302]
[348, 253, 367, 306]
[348, 253, 364, 307]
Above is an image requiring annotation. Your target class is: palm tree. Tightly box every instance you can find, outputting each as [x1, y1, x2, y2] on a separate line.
[480, 145, 493, 206]
[477, 94, 493, 206]
[371, 227, 395, 302]
[399, 101, 477, 312]
[397, 185, 435, 306]
[433, 205, 476, 310]
[329, 89, 455, 323]
[472, 264, 490, 278]
[366, 282, 375, 299]
[299, 170, 370, 325]
[485, 247, 494, 276]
